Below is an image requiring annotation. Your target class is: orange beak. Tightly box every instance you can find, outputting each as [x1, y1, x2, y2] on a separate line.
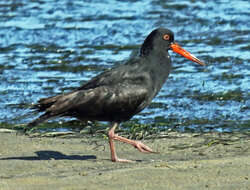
[170, 42, 205, 66]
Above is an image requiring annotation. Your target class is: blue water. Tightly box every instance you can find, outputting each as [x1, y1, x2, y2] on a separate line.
[0, 0, 249, 132]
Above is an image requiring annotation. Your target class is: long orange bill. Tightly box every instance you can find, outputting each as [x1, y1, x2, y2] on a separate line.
[170, 42, 205, 66]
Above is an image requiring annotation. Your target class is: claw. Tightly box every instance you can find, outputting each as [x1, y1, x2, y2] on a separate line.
[108, 123, 158, 163]
[112, 157, 136, 163]
[133, 141, 155, 153]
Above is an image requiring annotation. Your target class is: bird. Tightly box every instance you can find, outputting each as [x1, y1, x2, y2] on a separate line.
[27, 28, 205, 162]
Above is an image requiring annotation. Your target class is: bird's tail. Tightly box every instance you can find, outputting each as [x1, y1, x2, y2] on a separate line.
[27, 94, 65, 128]
[27, 90, 76, 128]
[32, 94, 62, 112]
[27, 113, 51, 127]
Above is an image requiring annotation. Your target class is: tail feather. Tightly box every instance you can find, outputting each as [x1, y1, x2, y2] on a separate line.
[27, 113, 51, 127]
[28, 94, 66, 127]
[32, 95, 62, 112]
[28, 91, 77, 128]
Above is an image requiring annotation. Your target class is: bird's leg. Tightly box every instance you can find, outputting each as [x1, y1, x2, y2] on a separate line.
[108, 122, 134, 162]
[108, 122, 156, 163]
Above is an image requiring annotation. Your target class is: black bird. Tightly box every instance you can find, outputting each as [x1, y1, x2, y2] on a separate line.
[28, 28, 205, 162]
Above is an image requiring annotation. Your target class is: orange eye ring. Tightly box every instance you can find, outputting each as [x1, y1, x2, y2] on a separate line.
[163, 34, 170, 41]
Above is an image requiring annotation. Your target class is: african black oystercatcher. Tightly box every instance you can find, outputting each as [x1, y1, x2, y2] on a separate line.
[28, 28, 205, 162]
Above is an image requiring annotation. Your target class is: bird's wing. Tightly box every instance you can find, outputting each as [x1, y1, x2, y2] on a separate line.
[78, 68, 117, 90]
[34, 65, 135, 112]
[45, 82, 149, 121]
[78, 58, 142, 90]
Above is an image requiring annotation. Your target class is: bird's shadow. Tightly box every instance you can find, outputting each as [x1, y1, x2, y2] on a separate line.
[0, 150, 96, 161]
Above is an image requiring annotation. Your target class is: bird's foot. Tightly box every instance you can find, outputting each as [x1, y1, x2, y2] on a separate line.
[108, 123, 158, 163]
[111, 132, 158, 154]
[133, 140, 158, 153]
[111, 157, 135, 163]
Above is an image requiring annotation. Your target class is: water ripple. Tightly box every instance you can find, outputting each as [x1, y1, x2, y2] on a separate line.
[0, 0, 249, 132]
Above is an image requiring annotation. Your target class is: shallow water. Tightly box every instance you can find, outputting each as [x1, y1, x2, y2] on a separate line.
[0, 0, 249, 132]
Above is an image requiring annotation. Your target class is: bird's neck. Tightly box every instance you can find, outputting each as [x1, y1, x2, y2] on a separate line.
[141, 50, 172, 96]
[143, 50, 172, 75]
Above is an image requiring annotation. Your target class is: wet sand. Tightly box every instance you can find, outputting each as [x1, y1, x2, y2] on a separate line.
[0, 130, 249, 190]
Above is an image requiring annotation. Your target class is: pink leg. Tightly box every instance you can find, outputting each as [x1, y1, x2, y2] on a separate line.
[108, 122, 156, 162]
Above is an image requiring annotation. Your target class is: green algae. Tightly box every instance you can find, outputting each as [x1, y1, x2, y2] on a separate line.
[189, 90, 245, 102]
[1, 117, 249, 140]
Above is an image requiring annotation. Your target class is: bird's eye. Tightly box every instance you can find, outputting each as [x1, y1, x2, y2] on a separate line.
[163, 34, 170, 41]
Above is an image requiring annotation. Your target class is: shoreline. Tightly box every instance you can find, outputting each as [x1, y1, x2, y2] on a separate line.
[0, 130, 249, 190]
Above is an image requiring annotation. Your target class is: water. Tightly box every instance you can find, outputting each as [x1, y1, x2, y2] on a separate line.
[0, 0, 249, 132]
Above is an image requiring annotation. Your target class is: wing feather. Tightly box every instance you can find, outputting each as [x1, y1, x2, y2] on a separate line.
[47, 83, 149, 121]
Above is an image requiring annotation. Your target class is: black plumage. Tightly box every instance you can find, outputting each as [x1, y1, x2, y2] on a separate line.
[28, 28, 204, 162]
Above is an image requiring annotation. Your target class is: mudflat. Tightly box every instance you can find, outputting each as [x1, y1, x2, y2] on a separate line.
[0, 130, 249, 190]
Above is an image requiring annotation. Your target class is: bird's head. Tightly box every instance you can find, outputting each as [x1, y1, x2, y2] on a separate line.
[140, 28, 205, 66]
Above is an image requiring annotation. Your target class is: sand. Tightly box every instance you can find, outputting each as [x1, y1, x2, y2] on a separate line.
[0, 130, 249, 190]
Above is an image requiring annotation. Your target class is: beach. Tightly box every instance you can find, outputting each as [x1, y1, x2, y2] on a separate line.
[0, 130, 249, 190]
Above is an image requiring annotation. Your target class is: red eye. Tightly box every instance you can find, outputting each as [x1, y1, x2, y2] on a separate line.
[163, 34, 170, 40]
